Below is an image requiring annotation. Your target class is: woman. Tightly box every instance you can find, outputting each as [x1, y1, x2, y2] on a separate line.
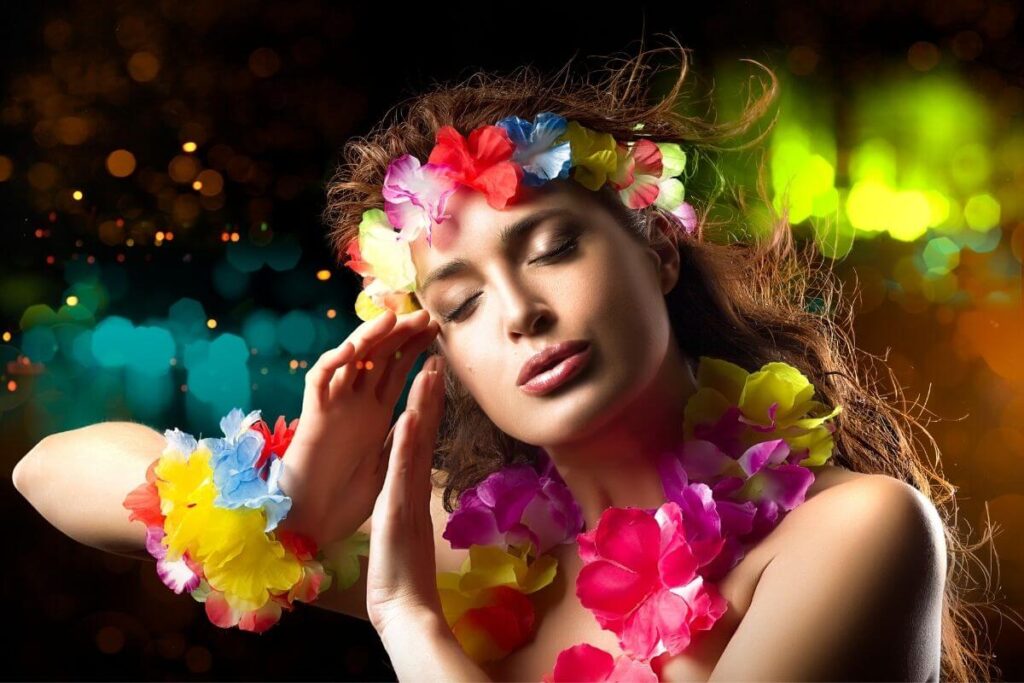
[13, 39, 997, 681]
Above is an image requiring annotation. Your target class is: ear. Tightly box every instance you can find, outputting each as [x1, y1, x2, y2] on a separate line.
[645, 211, 681, 295]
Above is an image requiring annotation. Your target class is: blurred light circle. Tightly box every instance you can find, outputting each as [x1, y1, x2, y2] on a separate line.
[106, 149, 137, 177]
[168, 155, 200, 183]
[196, 169, 223, 196]
[128, 51, 160, 82]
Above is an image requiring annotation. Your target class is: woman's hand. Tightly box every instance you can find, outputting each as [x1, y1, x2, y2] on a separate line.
[365, 352, 447, 636]
[365, 359, 492, 683]
[277, 308, 441, 548]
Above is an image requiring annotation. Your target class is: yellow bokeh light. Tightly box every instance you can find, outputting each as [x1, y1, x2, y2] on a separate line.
[964, 193, 1001, 231]
[923, 190, 951, 227]
[72, 190, 83, 201]
[207, 319, 217, 329]
[316, 269, 331, 281]
[889, 190, 931, 242]
[192, 180, 202, 190]
[845, 180, 892, 233]
[182, 141, 198, 153]
[66, 295, 79, 306]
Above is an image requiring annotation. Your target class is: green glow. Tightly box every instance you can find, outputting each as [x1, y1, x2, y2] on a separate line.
[922, 237, 961, 275]
[849, 139, 898, 184]
[950, 143, 992, 191]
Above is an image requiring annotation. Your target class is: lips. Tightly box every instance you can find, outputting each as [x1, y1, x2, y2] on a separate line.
[517, 340, 591, 387]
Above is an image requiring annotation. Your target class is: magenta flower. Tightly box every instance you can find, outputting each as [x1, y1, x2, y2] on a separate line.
[381, 154, 459, 246]
[543, 643, 658, 683]
[442, 453, 583, 556]
[658, 435, 816, 581]
[576, 503, 729, 661]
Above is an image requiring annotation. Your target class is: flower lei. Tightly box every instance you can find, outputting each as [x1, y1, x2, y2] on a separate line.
[343, 111, 699, 322]
[436, 356, 843, 680]
[122, 408, 357, 633]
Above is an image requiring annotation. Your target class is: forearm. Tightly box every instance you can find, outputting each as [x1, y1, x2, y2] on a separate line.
[379, 611, 491, 682]
[12, 421, 164, 557]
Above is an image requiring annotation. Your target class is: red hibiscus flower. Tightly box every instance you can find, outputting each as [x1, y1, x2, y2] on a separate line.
[426, 124, 523, 209]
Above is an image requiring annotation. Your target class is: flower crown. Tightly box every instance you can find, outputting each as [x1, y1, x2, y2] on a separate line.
[343, 112, 699, 322]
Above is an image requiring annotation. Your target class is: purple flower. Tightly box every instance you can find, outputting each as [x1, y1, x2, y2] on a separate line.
[443, 450, 583, 556]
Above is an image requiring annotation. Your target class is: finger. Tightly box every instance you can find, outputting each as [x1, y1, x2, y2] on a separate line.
[351, 420, 396, 497]
[377, 408, 420, 525]
[334, 309, 429, 395]
[347, 309, 432, 395]
[304, 309, 396, 404]
[413, 357, 446, 494]
[390, 356, 443, 497]
[376, 357, 440, 503]
[376, 320, 442, 404]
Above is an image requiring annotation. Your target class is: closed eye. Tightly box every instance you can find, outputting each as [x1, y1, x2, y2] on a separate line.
[439, 235, 580, 324]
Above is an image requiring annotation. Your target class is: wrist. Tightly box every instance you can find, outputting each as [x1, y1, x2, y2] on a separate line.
[378, 606, 449, 651]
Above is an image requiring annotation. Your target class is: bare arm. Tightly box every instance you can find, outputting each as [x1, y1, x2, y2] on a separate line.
[13, 421, 164, 561]
[11, 422, 457, 626]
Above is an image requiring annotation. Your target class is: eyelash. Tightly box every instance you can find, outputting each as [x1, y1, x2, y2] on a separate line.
[439, 235, 580, 324]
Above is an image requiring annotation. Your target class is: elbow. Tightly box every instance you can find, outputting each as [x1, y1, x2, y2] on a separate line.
[12, 436, 49, 496]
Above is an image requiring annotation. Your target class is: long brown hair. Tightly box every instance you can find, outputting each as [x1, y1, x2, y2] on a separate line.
[323, 34, 1001, 682]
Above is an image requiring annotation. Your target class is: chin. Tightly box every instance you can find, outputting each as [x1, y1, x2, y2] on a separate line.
[515, 371, 626, 446]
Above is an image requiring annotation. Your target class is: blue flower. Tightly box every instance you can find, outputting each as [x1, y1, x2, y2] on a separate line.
[495, 112, 572, 187]
[206, 408, 293, 532]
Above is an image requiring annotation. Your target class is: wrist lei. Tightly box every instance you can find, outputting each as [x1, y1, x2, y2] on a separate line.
[122, 408, 367, 633]
[436, 355, 842, 680]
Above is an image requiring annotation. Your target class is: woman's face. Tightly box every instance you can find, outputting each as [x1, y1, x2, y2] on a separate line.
[407, 179, 680, 447]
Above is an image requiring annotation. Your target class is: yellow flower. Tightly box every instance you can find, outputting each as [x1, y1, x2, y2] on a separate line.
[155, 444, 304, 610]
[437, 544, 557, 627]
[558, 121, 618, 191]
[684, 357, 842, 466]
[200, 511, 304, 608]
[352, 209, 422, 321]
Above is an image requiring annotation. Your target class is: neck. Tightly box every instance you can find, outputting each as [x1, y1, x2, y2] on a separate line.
[544, 341, 698, 529]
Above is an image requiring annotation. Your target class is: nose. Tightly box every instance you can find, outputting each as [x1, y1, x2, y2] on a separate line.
[496, 271, 554, 340]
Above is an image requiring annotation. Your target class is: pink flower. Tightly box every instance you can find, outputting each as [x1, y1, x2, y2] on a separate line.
[381, 154, 459, 246]
[576, 503, 729, 661]
[543, 643, 658, 683]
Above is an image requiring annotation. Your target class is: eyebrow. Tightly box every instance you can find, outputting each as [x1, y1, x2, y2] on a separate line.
[416, 208, 574, 295]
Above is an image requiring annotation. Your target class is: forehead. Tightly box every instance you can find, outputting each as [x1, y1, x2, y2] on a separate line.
[407, 180, 596, 275]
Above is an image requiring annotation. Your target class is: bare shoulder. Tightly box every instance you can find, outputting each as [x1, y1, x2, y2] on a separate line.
[795, 465, 945, 547]
[709, 466, 946, 681]
[784, 465, 947, 587]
